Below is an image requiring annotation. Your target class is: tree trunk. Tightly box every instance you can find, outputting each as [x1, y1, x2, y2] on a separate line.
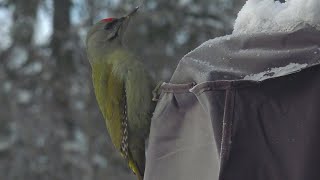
[0, 0, 39, 135]
[11, 0, 39, 46]
[51, 0, 75, 137]
[51, 0, 74, 73]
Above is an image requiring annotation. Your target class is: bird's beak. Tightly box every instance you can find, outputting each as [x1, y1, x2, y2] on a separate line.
[120, 6, 139, 24]
[116, 6, 139, 40]
[126, 6, 139, 19]
[119, 6, 139, 24]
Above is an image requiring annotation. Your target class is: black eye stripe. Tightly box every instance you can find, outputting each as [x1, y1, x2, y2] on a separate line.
[104, 19, 118, 30]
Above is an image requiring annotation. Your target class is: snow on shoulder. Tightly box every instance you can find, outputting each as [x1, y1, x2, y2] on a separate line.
[172, 0, 320, 84]
[233, 0, 320, 34]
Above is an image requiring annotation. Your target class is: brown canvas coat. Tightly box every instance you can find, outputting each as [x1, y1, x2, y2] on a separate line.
[144, 27, 320, 180]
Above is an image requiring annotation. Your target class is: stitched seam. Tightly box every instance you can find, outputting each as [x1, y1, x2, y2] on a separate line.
[219, 88, 235, 179]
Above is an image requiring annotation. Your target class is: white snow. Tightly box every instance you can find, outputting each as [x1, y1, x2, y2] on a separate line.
[2, 81, 12, 93]
[178, 0, 192, 6]
[187, 34, 233, 54]
[23, 62, 43, 75]
[92, 154, 108, 168]
[175, 30, 189, 45]
[7, 46, 28, 70]
[243, 63, 308, 81]
[185, 57, 243, 82]
[0, 8, 13, 50]
[17, 89, 32, 104]
[75, 101, 85, 110]
[188, 57, 219, 72]
[33, 2, 53, 45]
[177, 0, 320, 85]
[233, 0, 320, 34]
[62, 129, 88, 155]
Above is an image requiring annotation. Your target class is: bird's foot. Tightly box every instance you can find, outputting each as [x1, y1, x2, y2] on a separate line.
[152, 81, 164, 101]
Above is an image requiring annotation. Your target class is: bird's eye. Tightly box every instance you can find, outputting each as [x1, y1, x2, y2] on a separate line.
[104, 23, 113, 30]
[104, 19, 118, 30]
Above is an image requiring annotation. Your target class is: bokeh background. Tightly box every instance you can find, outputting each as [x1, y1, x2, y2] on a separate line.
[0, 0, 246, 179]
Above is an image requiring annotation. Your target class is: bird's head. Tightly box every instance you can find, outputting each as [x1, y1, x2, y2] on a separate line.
[86, 7, 139, 62]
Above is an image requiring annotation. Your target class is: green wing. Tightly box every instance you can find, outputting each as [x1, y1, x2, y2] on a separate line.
[92, 62, 124, 150]
[91, 51, 153, 180]
[125, 63, 154, 177]
[92, 62, 144, 180]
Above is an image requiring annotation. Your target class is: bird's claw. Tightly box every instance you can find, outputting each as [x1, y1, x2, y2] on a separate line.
[152, 81, 164, 102]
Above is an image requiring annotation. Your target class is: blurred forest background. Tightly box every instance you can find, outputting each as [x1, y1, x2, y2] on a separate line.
[0, 0, 246, 179]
